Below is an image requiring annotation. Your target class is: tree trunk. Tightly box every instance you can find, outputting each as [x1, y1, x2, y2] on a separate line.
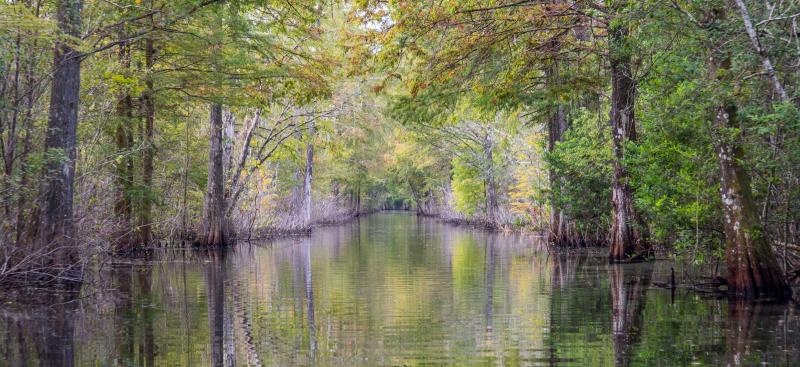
[607, 13, 650, 262]
[200, 103, 228, 247]
[113, 40, 134, 254]
[548, 102, 571, 245]
[35, 0, 83, 276]
[303, 121, 314, 228]
[706, 8, 791, 299]
[733, 0, 789, 103]
[14, 30, 40, 243]
[712, 104, 789, 298]
[484, 132, 498, 225]
[137, 37, 155, 247]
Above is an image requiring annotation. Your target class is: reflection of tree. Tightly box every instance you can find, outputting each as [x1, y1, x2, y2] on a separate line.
[726, 300, 782, 366]
[113, 261, 156, 366]
[551, 252, 584, 290]
[204, 250, 233, 367]
[137, 264, 156, 367]
[484, 235, 496, 332]
[546, 251, 586, 365]
[303, 237, 317, 359]
[610, 264, 651, 367]
[1, 293, 78, 366]
[230, 275, 263, 367]
[113, 264, 135, 364]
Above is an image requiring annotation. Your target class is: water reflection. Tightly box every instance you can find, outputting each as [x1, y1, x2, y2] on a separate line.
[610, 264, 651, 367]
[1, 213, 799, 366]
[1, 292, 78, 366]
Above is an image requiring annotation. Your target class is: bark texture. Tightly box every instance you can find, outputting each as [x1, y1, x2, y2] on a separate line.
[35, 0, 83, 276]
[607, 13, 650, 262]
[200, 103, 228, 247]
[713, 104, 789, 298]
[706, 7, 790, 299]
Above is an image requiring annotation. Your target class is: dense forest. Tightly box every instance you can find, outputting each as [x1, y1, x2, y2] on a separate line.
[0, 0, 799, 299]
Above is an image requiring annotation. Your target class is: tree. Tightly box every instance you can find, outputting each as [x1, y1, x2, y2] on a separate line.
[607, 0, 650, 262]
[34, 0, 83, 281]
[200, 103, 228, 247]
[702, 2, 790, 298]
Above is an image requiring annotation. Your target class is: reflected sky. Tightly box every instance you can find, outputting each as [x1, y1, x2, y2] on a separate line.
[1, 212, 798, 366]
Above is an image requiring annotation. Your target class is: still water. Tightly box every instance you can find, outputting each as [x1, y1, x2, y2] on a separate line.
[2, 212, 799, 366]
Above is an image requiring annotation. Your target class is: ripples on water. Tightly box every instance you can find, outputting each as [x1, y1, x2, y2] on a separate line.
[1, 212, 798, 366]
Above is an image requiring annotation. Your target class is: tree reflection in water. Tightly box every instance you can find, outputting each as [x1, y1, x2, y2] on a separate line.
[610, 263, 652, 367]
[2, 213, 800, 366]
[1, 292, 78, 366]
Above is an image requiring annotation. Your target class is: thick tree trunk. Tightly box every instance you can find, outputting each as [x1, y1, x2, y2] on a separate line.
[303, 121, 314, 228]
[705, 8, 791, 299]
[607, 15, 650, 262]
[200, 103, 228, 247]
[35, 0, 83, 277]
[137, 38, 155, 247]
[712, 104, 790, 298]
[113, 41, 134, 253]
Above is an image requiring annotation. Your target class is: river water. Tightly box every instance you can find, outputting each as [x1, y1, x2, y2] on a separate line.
[1, 212, 798, 366]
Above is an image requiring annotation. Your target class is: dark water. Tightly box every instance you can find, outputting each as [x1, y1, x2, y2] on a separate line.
[2, 212, 799, 366]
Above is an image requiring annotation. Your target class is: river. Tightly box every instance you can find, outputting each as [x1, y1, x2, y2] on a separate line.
[1, 212, 798, 366]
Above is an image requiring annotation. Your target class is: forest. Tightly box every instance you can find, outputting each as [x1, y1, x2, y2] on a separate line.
[4, 1, 800, 366]
[1, 0, 800, 302]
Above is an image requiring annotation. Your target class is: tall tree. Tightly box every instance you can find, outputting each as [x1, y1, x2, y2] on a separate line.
[704, 4, 790, 298]
[304, 121, 315, 228]
[607, 1, 650, 261]
[200, 103, 228, 247]
[138, 37, 156, 247]
[35, 0, 83, 278]
[113, 39, 134, 253]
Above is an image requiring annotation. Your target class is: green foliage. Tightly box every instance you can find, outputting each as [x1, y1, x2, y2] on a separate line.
[547, 108, 613, 234]
[451, 157, 483, 216]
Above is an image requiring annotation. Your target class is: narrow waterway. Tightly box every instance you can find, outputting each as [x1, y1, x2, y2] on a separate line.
[1, 212, 798, 366]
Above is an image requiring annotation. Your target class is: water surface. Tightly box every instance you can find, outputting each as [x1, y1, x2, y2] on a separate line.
[2, 212, 798, 366]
